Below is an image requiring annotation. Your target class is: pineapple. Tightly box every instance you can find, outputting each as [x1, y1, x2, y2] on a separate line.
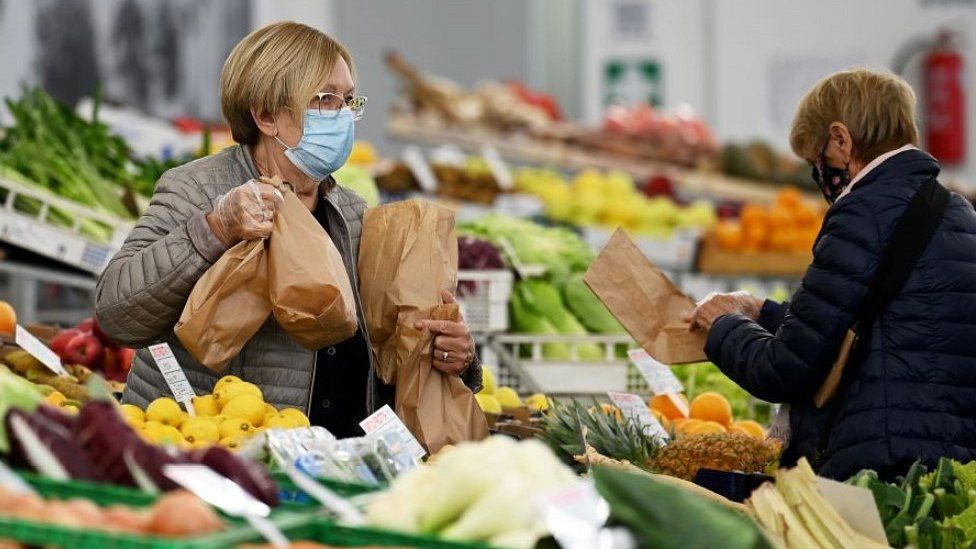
[647, 432, 781, 481]
[539, 399, 662, 471]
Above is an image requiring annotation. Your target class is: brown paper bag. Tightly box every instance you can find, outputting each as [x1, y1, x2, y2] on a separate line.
[358, 199, 457, 384]
[395, 304, 489, 454]
[175, 239, 272, 371]
[269, 186, 358, 349]
[583, 228, 707, 364]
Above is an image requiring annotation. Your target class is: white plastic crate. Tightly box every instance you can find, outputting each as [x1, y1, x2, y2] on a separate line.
[457, 269, 513, 333]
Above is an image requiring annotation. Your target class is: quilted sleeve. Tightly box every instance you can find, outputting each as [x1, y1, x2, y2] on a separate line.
[705, 194, 882, 403]
[95, 171, 227, 347]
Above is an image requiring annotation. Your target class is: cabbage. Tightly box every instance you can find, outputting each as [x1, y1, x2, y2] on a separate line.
[0, 367, 43, 452]
[512, 280, 603, 360]
[563, 273, 625, 334]
[334, 164, 380, 207]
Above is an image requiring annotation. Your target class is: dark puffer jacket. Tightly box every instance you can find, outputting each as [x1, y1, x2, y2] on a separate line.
[705, 148, 976, 481]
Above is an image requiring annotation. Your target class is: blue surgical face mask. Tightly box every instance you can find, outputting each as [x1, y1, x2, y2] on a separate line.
[276, 109, 355, 181]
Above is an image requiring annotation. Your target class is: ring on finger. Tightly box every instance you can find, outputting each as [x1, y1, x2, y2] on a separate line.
[441, 351, 449, 362]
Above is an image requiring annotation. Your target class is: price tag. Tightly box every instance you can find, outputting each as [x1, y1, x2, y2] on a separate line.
[538, 479, 610, 549]
[148, 343, 196, 416]
[480, 144, 514, 190]
[606, 391, 669, 439]
[15, 325, 67, 376]
[402, 146, 438, 193]
[359, 404, 426, 460]
[628, 348, 685, 396]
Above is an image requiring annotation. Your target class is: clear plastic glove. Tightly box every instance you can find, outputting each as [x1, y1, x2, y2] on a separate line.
[681, 291, 763, 332]
[206, 180, 283, 246]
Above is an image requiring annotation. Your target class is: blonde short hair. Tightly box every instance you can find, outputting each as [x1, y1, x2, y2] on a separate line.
[220, 21, 354, 145]
[790, 69, 919, 164]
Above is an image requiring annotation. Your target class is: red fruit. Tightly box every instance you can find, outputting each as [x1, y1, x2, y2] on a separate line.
[50, 329, 83, 356]
[90, 317, 115, 348]
[116, 348, 136, 373]
[63, 333, 104, 367]
[102, 349, 117, 373]
[643, 175, 675, 198]
[75, 318, 94, 333]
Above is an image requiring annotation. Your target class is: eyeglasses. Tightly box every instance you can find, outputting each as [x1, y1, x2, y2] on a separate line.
[309, 92, 368, 121]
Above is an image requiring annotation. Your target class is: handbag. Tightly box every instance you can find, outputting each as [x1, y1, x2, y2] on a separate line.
[812, 177, 950, 467]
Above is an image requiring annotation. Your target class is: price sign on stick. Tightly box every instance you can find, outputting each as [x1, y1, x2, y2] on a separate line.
[15, 325, 67, 376]
[360, 404, 426, 460]
[628, 348, 685, 395]
[149, 343, 197, 416]
[607, 391, 669, 439]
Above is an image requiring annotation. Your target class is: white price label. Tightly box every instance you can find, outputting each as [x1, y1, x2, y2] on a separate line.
[538, 479, 610, 549]
[149, 344, 196, 415]
[15, 325, 67, 376]
[628, 348, 685, 396]
[480, 144, 514, 190]
[359, 404, 426, 460]
[402, 146, 438, 193]
[606, 391, 669, 439]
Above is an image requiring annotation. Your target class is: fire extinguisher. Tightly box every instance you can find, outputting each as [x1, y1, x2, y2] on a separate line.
[924, 31, 966, 165]
[894, 29, 967, 166]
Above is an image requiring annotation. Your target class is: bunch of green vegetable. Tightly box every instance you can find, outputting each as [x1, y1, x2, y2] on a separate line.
[562, 272, 625, 334]
[511, 279, 603, 360]
[847, 458, 976, 547]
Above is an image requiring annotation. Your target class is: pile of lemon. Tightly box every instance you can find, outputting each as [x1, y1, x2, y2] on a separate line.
[118, 375, 311, 450]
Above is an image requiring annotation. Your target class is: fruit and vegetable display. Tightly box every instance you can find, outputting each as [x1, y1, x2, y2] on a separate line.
[333, 163, 380, 208]
[515, 167, 716, 236]
[721, 140, 813, 188]
[366, 436, 577, 549]
[47, 316, 135, 384]
[669, 362, 774, 425]
[121, 375, 311, 451]
[374, 155, 506, 204]
[711, 187, 824, 253]
[473, 367, 549, 417]
[0, 486, 224, 538]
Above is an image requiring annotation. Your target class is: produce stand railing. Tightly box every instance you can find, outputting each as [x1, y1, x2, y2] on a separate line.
[0, 175, 131, 274]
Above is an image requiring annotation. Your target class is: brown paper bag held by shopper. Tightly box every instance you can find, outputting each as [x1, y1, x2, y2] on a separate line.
[359, 199, 488, 452]
[176, 176, 358, 370]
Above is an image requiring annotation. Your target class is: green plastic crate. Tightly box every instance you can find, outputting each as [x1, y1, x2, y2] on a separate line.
[0, 472, 317, 549]
[270, 518, 498, 548]
[272, 471, 382, 506]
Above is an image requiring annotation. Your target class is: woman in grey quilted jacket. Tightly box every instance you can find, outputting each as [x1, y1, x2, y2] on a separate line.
[94, 22, 482, 437]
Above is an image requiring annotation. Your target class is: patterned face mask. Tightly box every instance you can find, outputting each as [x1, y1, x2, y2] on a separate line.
[811, 149, 850, 204]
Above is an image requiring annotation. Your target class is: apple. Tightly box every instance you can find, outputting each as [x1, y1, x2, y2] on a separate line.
[102, 348, 117, 372]
[116, 348, 136, 373]
[90, 317, 115, 348]
[75, 318, 94, 333]
[50, 329, 83, 356]
[63, 333, 105, 368]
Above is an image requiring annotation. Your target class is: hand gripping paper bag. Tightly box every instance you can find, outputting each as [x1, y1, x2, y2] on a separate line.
[175, 239, 271, 372]
[268, 183, 358, 349]
[358, 199, 488, 452]
[176, 177, 358, 371]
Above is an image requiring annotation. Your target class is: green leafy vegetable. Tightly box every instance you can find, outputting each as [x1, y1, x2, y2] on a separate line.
[562, 272, 625, 334]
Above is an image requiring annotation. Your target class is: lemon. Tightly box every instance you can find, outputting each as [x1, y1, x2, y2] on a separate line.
[221, 394, 265, 426]
[180, 417, 220, 445]
[202, 414, 228, 426]
[140, 421, 164, 442]
[45, 391, 67, 407]
[278, 408, 311, 428]
[213, 375, 243, 393]
[494, 387, 521, 408]
[264, 403, 277, 416]
[215, 382, 263, 409]
[62, 404, 79, 415]
[219, 436, 244, 450]
[191, 395, 220, 417]
[152, 425, 184, 446]
[481, 367, 497, 395]
[145, 398, 184, 427]
[475, 393, 502, 414]
[218, 418, 254, 439]
[118, 404, 145, 423]
[262, 413, 300, 429]
[524, 393, 550, 412]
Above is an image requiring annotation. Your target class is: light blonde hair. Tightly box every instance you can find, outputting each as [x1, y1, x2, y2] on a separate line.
[790, 69, 919, 164]
[220, 21, 354, 145]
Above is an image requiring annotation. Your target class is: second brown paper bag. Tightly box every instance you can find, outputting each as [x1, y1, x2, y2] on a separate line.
[358, 199, 488, 452]
[583, 228, 707, 364]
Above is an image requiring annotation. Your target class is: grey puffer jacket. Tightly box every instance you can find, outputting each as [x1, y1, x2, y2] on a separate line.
[95, 145, 482, 414]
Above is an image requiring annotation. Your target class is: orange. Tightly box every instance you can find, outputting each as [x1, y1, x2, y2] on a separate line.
[0, 301, 16, 335]
[714, 221, 743, 251]
[649, 393, 690, 421]
[673, 418, 703, 436]
[650, 408, 670, 429]
[687, 420, 727, 435]
[732, 419, 766, 439]
[689, 392, 733, 427]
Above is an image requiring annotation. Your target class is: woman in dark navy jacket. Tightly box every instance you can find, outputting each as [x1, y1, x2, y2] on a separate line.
[685, 69, 976, 481]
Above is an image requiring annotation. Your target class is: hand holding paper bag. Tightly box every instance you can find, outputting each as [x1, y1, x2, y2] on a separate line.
[583, 229, 707, 364]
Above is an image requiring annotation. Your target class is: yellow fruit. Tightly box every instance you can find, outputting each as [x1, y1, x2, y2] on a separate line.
[689, 392, 733, 427]
[218, 418, 254, 439]
[278, 408, 311, 427]
[220, 394, 265, 426]
[118, 404, 145, 423]
[219, 436, 244, 451]
[264, 403, 277, 416]
[673, 418, 704, 435]
[524, 393, 550, 412]
[649, 393, 690, 422]
[494, 387, 521, 408]
[262, 413, 300, 429]
[152, 425, 184, 446]
[475, 393, 502, 414]
[481, 367, 497, 395]
[145, 398, 185, 427]
[62, 405, 79, 415]
[214, 382, 263, 409]
[687, 421, 728, 435]
[213, 375, 243, 393]
[191, 395, 220, 417]
[45, 391, 67, 407]
[732, 420, 766, 439]
[650, 408, 670, 430]
[180, 418, 220, 445]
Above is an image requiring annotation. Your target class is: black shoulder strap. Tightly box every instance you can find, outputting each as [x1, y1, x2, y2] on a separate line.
[813, 178, 950, 468]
